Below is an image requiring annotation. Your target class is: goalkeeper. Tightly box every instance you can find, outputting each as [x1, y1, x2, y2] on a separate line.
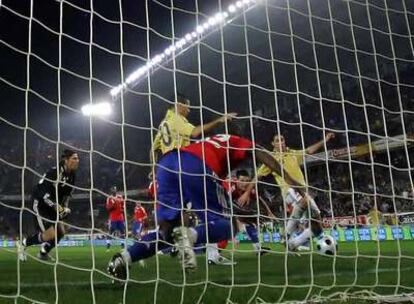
[17, 149, 79, 261]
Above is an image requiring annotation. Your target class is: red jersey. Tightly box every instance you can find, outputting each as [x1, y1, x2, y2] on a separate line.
[106, 194, 125, 221]
[223, 178, 257, 203]
[134, 205, 147, 222]
[181, 135, 253, 178]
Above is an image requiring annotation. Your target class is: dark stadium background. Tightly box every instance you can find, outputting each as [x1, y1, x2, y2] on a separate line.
[0, 0, 413, 235]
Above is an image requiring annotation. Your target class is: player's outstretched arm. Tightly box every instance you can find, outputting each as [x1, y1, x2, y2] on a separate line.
[306, 132, 335, 155]
[190, 113, 237, 138]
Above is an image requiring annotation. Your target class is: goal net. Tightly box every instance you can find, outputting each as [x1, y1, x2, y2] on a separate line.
[1, 0, 414, 303]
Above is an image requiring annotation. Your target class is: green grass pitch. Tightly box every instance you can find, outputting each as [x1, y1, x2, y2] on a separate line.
[1, 241, 414, 304]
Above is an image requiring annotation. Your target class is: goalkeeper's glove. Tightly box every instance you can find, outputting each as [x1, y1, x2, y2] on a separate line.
[57, 205, 71, 219]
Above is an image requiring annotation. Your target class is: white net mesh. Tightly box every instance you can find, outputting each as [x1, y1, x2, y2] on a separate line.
[1, 0, 414, 303]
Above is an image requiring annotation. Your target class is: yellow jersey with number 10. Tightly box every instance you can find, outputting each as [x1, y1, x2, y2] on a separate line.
[152, 109, 195, 155]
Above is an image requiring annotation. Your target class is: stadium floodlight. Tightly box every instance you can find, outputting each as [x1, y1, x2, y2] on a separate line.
[81, 102, 112, 117]
[185, 33, 193, 42]
[110, 84, 126, 97]
[152, 54, 164, 65]
[109, 0, 257, 100]
[196, 25, 204, 34]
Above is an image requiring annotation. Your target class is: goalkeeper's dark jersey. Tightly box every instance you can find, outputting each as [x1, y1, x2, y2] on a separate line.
[32, 162, 76, 208]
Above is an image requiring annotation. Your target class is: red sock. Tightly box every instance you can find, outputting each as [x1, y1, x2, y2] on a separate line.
[217, 239, 228, 249]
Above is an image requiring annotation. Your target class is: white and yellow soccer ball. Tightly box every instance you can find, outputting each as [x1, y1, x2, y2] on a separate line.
[316, 235, 337, 255]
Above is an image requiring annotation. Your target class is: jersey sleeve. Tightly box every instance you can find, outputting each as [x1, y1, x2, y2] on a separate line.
[290, 149, 306, 166]
[152, 132, 162, 153]
[172, 114, 195, 138]
[36, 168, 58, 207]
[230, 136, 254, 162]
[257, 163, 272, 178]
[106, 197, 114, 211]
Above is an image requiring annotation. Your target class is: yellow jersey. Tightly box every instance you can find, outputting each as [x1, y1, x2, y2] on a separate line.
[152, 109, 195, 155]
[368, 209, 382, 226]
[257, 149, 306, 198]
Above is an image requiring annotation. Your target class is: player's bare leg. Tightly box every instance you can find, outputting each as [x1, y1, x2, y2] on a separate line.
[19, 224, 64, 261]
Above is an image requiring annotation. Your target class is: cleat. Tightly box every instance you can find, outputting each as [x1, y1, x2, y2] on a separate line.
[17, 240, 27, 262]
[37, 252, 55, 261]
[38, 243, 56, 261]
[172, 226, 197, 272]
[258, 246, 272, 256]
[169, 246, 179, 258]
[208, 255, 237, 266]
[297, 245, 310, 251]
[107, 253, 127, 282]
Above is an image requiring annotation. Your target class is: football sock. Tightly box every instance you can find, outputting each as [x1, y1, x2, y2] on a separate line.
[24, 232, 44, 247]
[127, 231, 170, 263]
[193, 219, 232, 244]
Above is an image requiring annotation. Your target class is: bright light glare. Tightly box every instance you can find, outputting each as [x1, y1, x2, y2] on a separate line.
[196, 25, 204, 33]
[110, 0, 257, 99]
[81, 102, 112, 117]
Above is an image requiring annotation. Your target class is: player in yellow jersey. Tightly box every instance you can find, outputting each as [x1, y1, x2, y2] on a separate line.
[257, 133, 335, 250]
[150, 93, 237, 162]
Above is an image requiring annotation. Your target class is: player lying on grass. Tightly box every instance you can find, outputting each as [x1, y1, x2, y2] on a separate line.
[17, 150, 79, 261]
[107, 128, 306, 280]
[207, 169, 275, 264]
[256, 133, 335, 251]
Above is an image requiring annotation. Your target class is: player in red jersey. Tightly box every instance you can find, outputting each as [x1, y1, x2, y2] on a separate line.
[108, 130, 305, 278]
[106, 186, 126, 250]
[208, 170, 274, 263]
[132, 202, 147, 240]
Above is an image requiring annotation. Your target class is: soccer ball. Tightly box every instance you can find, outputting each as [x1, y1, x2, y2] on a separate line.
[316, 235, 337, 255]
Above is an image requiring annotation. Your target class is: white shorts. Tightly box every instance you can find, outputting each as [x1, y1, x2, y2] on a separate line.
[285, 188, 320, 216]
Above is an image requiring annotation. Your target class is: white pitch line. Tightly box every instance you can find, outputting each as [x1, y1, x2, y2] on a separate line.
[3, 280, 111, 288]
[3, 267, 414, 288]
[289, 266, 414, 279]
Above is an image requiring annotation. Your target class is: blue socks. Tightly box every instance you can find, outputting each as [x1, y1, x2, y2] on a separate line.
[194, 219, 232, 244]
[245, 224, 259, 243]
[127, 231, 170, 262]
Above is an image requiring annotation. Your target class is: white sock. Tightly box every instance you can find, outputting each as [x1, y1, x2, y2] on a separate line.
[252, 243, 260, 252]
[290, 228, 312, 249]
[285, 205, 304, 236]
[188, 227, 198, 244]
[121, 251, 132, 264]
[40, 242, 48, 254]
[207, 243, 219, 260]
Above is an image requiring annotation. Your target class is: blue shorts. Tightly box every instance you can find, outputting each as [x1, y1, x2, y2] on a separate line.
[132, 221, 143, 236]
[109, 220, 125, 235]
[156, 151, 228, 222]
